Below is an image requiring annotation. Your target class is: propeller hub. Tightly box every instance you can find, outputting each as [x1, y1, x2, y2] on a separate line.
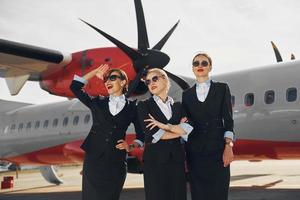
[134, 49, 170, 71]
[145, 49, 170, 69]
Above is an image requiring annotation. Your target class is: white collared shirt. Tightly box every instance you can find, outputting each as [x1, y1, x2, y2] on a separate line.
[151, 95, 193, 143]
[196, 79, 211, 102]
[109, 94, 126, 116]
[153, 95, 174, 120]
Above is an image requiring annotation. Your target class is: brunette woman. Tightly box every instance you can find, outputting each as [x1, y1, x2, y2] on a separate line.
[70, 64, 143, 200]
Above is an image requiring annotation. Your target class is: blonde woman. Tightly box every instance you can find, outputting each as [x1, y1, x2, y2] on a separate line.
[137, 68, 193, 200]
[70, 64, 143, 200]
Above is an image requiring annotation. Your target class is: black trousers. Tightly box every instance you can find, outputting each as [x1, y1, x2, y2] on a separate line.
[143, 160, 187, 200]
[187, 151, 230, 200]
[82, 154, 127, 200]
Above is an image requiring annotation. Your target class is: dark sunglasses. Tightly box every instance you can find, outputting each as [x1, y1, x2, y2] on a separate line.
[104, 74, 123, 82]
[145, 75, 164, 86]
[192, 60, 209, 68]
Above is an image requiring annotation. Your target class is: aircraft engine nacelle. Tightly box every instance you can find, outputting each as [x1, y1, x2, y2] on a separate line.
[39, 47, 145, 98]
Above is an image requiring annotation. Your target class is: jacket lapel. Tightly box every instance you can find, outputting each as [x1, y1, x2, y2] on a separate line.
[148, 97, 169, 123]
[205, 80, 216, 102]
[190, 84, 199, 104]
[170, 102, 181, 122]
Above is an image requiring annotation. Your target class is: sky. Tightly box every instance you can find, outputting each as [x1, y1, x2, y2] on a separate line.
[1, 0, 300, 104]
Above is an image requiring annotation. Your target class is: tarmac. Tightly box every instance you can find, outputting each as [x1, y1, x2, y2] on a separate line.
[0, 160, 299, 200]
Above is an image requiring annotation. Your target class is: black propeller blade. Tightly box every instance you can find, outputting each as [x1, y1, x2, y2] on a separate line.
[153, 20, 180, 50]
[125, 67, 148, 98]
[291, 53, 295, 60]
[80, 0, 188, 97]
[271, 41, 283, 62]
[134, 0, 149, 51]
[79, 18, 142, 62]
[165, 70, 190, 90]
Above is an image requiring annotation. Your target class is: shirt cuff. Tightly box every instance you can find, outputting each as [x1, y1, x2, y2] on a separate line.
[152, 129, 165, 143]
[74, 75, 87, 84]
[224, 131, 236, 141]
[134, 139, 144, 147]
[179, 122, 193, 141]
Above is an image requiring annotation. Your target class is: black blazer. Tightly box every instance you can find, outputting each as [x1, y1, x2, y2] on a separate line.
[182, 81, 234, 154]
[70, 80, 143, 161]
[137, 97, 186, 163]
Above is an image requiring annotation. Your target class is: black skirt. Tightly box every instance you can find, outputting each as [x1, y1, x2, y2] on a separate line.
[82, 154, 127, 200]
[143, 160, 187, 200]
[186, 151, 230, 200]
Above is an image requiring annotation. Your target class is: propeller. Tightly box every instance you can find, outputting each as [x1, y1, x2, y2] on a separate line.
[271, 41, 283, 62]
[80, 0, 190, 97]
[165, 71, 190, 90]
[291, 53, 295, 60]
[270, 41, 296, 62]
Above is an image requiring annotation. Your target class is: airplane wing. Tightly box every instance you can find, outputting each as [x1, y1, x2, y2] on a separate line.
[0, 39, 71, 95]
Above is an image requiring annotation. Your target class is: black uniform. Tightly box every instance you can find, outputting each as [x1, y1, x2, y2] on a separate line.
[137, 97, 187, 200]
[182, 81, 234, 200]
[70, 79, 143, 200]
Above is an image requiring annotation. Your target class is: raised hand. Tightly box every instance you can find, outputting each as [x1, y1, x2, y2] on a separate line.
[83, 64, 110, 81]
[95, 64, 110, 80]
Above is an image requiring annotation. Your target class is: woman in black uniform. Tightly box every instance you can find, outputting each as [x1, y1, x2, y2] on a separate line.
[182, 53, 235, 200]
[137, 68, 193, 200]
[70, 64, 143, 200]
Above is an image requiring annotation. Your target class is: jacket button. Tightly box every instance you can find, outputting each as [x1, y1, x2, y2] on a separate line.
[105, 138, 109, 142]
[109, 131, 113, 135]
[113, 125, 117, 129]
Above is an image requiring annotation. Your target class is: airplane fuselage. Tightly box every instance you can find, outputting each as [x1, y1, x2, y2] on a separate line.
[1, 60, 300, 165]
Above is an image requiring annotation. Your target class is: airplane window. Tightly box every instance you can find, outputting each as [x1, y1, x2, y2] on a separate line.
[35, 121, 40, 129]
[63, 117, 69, 127]
[231, 95, 235, 107]
[26, 122, 32, 131]
[11, 124, 16, 131]
[73, 116, 79, 126]
[18, 123, 24, 132]
[287, 87, 297, 102]
[53, 118, 59, 127]
[245, 93, 254, 106]
[43, 120, 49, 129]
[264, 90, 275, 104]
[84, 114, 90, 124]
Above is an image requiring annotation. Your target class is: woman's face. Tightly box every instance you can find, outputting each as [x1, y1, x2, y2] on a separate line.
[104, 71, 126, 96]
[192, 55, 212, 78]
[145, 72, 168, 96]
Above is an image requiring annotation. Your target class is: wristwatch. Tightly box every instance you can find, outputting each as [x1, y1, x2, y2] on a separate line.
[225, 140, 234, 147]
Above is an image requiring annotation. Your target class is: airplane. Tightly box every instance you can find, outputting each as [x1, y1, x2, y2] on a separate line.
[1, 0, 300, 185]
